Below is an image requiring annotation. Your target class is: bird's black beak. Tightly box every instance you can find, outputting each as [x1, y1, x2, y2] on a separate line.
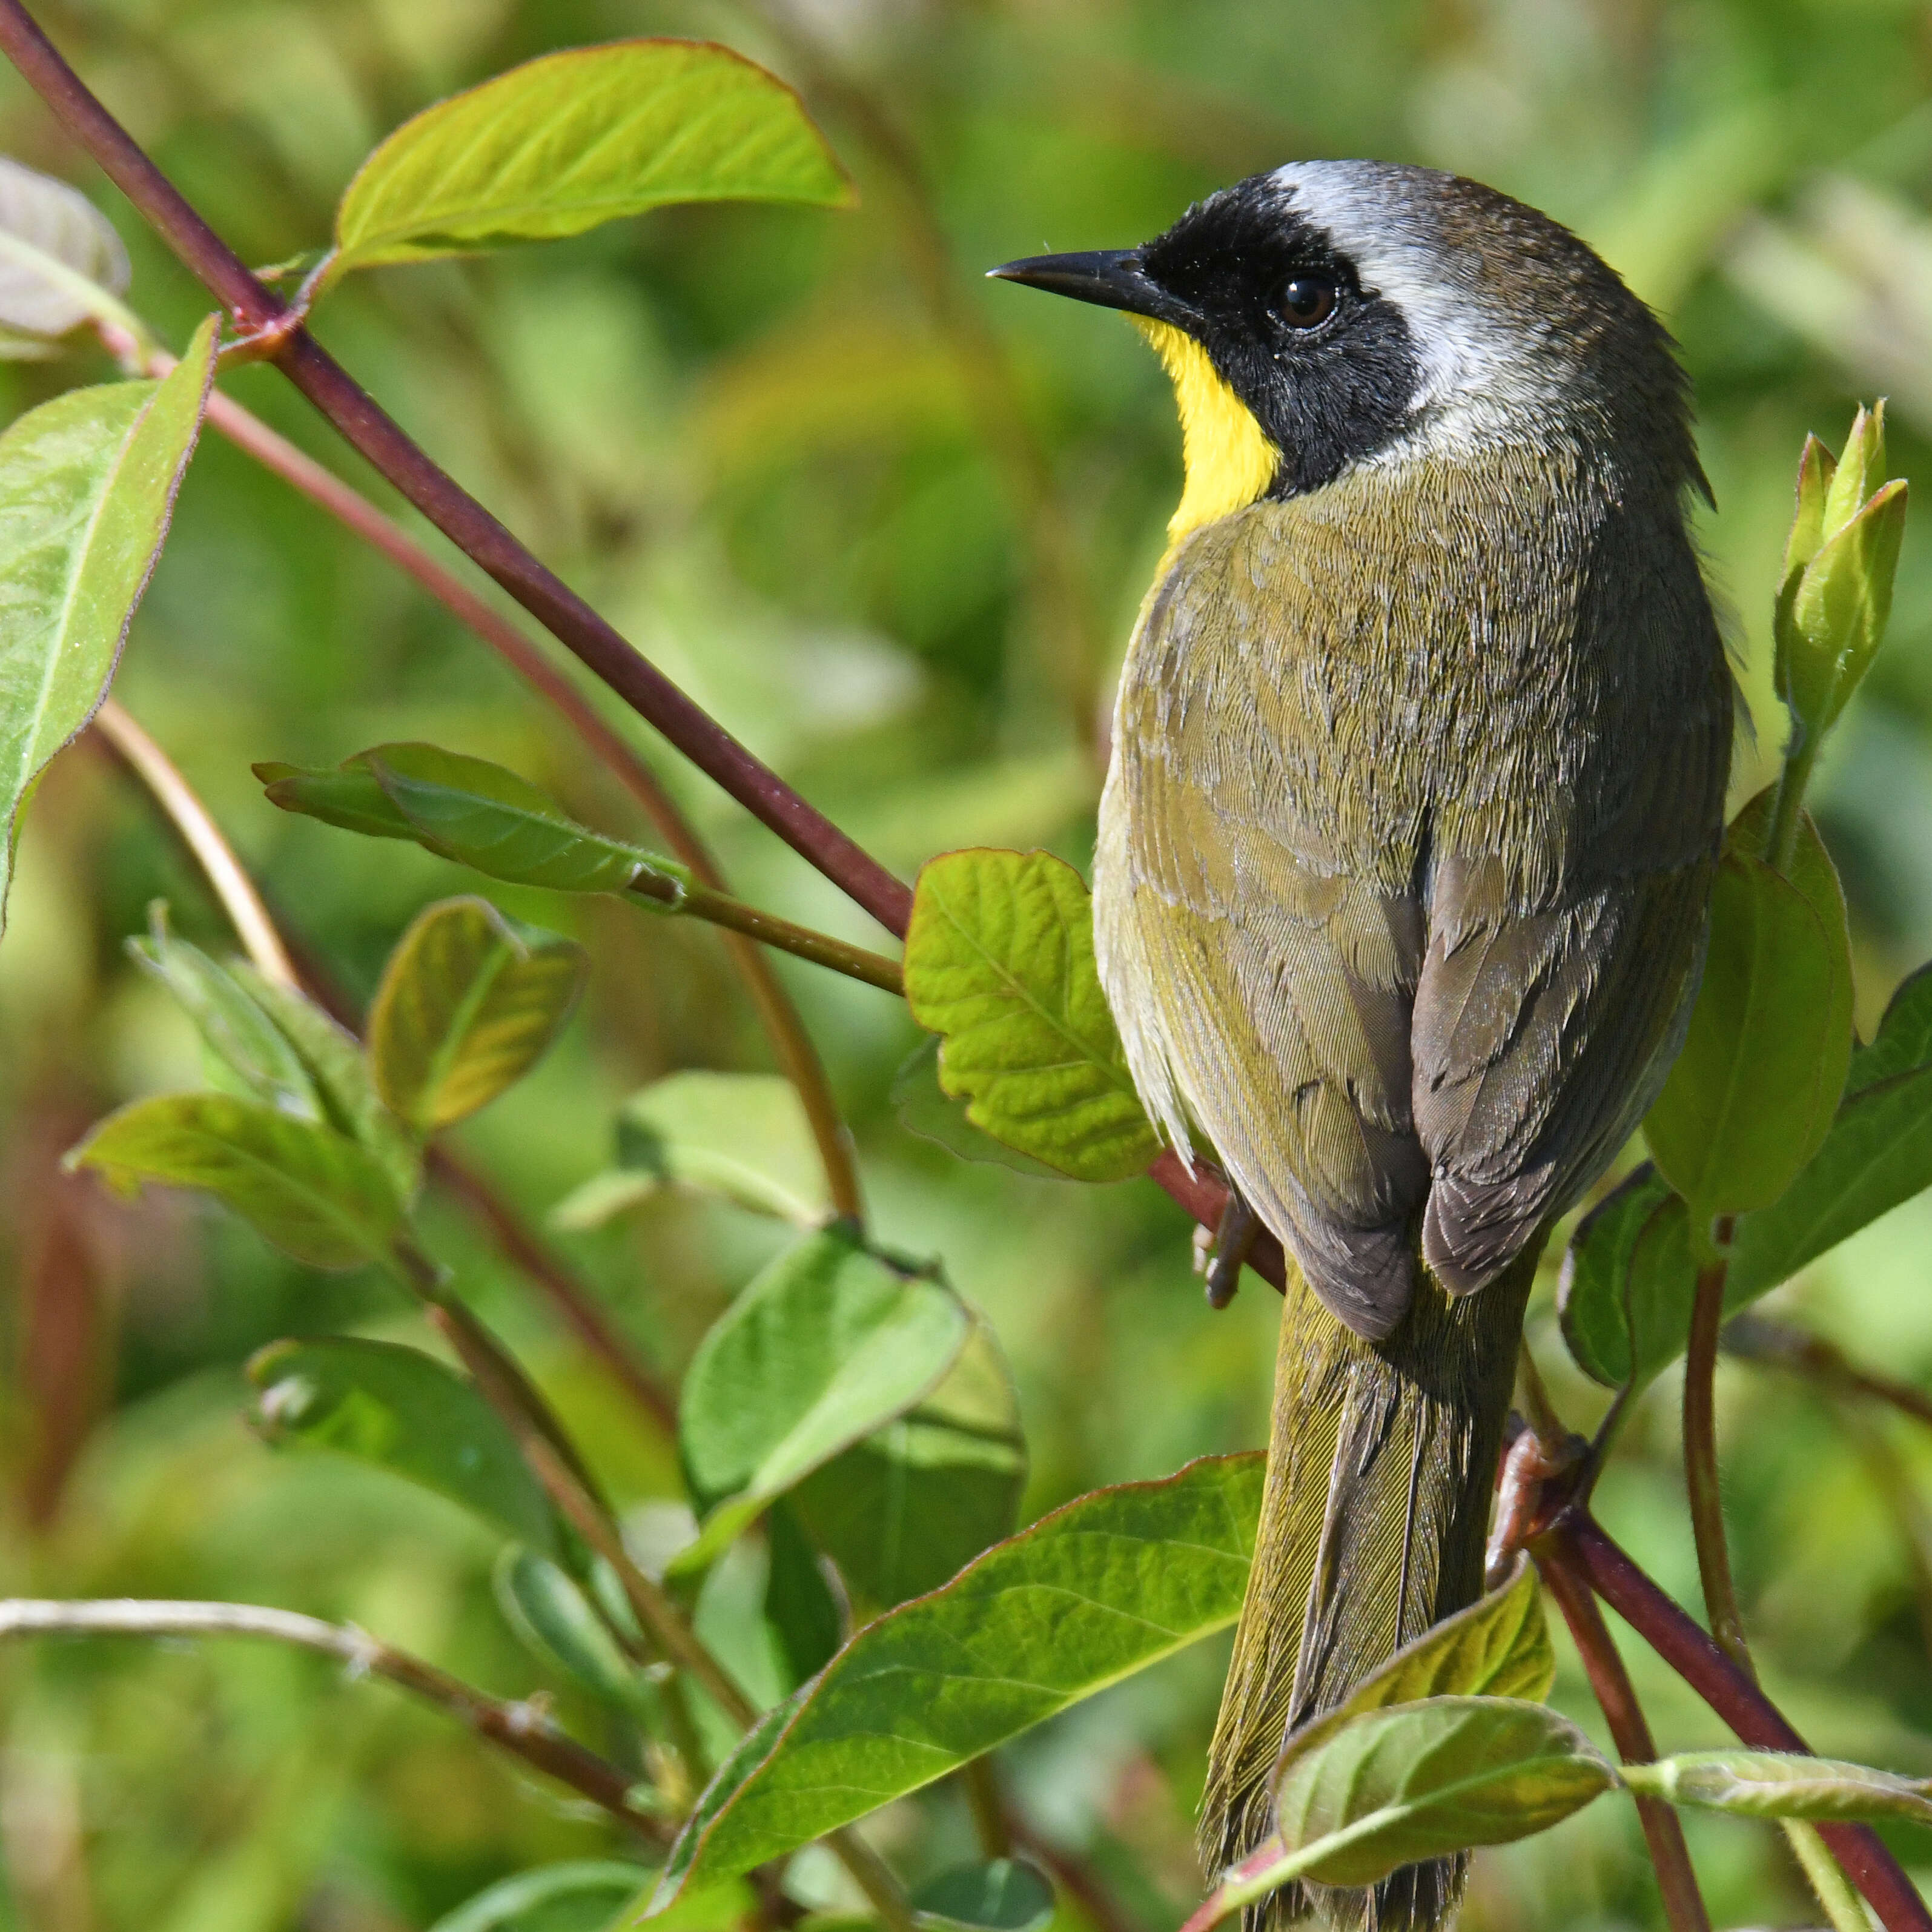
[987, 249, 1174, 320]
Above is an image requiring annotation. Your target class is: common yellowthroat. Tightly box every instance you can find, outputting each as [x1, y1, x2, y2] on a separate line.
[994, 164, 1730, 1930]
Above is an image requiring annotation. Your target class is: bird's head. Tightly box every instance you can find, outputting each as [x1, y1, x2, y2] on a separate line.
[992, 162, 1701, 540]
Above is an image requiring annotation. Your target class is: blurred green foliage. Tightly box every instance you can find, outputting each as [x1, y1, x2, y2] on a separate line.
[5, 2, 1932, 1930]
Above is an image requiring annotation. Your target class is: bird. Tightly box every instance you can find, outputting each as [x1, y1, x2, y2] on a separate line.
[991, 162, 1732, 1930]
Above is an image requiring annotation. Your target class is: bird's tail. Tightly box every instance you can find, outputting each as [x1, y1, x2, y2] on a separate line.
[1199, 1246, 1540, 1932]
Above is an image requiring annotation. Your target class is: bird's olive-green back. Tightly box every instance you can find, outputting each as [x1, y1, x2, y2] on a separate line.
[1094, 434, 1731, 1335]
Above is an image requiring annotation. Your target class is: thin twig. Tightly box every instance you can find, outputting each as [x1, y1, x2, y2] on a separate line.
[1543, 1511, 1932, 1932]
[1684, 1232, 1752, 1675]
[0, 0, 1270, 1334]
[1534, 1545, 1711, 1932]
[1725, 1313, 1932, 1434]
[0, 1597, 664, 1836]
[633, 875, 903, 994]
[91, 698, 296, 985]
[1787, 1821, 1876, 1932]
[961, 1756, 1012, 1861]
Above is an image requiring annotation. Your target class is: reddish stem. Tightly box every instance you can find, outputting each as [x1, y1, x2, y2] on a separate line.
[1549, 1511, 1932, 1932]
[1535, 1544, 1711, 1932]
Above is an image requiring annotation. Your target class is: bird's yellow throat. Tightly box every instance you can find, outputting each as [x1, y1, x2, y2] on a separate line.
[1133, 317, 1280, 540]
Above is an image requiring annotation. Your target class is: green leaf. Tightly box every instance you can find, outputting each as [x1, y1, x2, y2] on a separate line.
[764, 1498, 845, 1689]
[259, 741, 690, 898]
[553, 1071, 830, 1230]
[904, 850, 1160, 1183]
[1620, 1752, 1932, 1827]
[130, 902, 320, 1117]
[0, 155, 131, 338]
[249, 1336, 558, 1558]
[369, 896, 587, 1135]
[911, 1861, 1056, 1932]
[494, 1546, 649, 1713]
[1556, 1165, 1698, 1389]
[1644, 798, 1853, 1227]
[428, 1862, 656, 1932]
[673, 1228, 970, 1573]
[233, 966, 422, 1203]
[792, 1316, 1026, 1615]
[1267, 1698, 1612, 1888]
[329, 39, 852, 283]
[255, 754, 418, 841]
[66, 1092, 404, 1269]
[0, 319, 215, 929]
[1273, 1556, 1555, 1778]
[1779, 433, 1836, 591]
[890, 1039, 1062, 1180]
[649, 1454, 1264, 1906]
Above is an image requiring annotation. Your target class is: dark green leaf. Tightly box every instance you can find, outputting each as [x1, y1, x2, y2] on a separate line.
[0, 320, 215, 929]
[329, 40, 852, 282]
[764, 1499, 844, 1689]
[792, 1317, 1025, 1615]
[1557, 1166, 1696, 1389]
[1619, 1752, 1932, 1825]
[369, 896, 587, 1134]
[673, 1228, 970, 1573]
[1644, 799, 1852, 1225]
[649, 1454, 1264, 1905]
[890, 1039, 1061, 1180]
[911, 1861, 1055, 1932]
[904, 849, 1159, 1183]
[67, 1093, 403, 1268]
[495, 1546, 648, 1712]
[554, 1071, 829, 1231]
[249, 1336, 558, 1557]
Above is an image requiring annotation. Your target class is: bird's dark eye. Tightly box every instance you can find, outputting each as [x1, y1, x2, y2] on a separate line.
[1280, 276, 1337, 329]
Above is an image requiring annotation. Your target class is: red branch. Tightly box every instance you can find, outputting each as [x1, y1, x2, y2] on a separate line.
[1549, 1510, 1932, 1932]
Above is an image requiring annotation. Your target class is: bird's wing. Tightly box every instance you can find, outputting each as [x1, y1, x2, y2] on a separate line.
[1412, 687, 1729, 1292]
[1100, 528, 1431, 1340]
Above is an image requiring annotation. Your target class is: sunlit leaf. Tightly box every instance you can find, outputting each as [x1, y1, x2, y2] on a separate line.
[1273, 1556, 1555, 1775]
[1619, 1751, 1932, 1825]
[904, 849, 1159, 1182]
[673, 1228, 970, 1573]
[67, 1091, 403, 1269]
[792, 1317, 1026, 1615]
[370, 896, 587, 1135]
[248, 1335, 558, 1557]
[329, 39, 852, 283]
[650, 1454, 1264, 1905]
[0, 319, 214, 930]
[553, 1071, 829, 1230]
[890, 1039, 1061, 1180]
[1265, 1699, 1610, 1890]
[911, 1861, 1056, 1932]
[0, 154, 130, 337]
[1644, 796, 1852, 1228]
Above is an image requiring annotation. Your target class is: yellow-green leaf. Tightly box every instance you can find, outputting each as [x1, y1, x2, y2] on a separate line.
[328, 40, 851, 284]
[904, 849, 1159, 1182]
[369, 896, 587, 1136]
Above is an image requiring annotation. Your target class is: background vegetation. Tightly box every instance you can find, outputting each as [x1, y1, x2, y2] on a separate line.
[4, 2, 1932, 1930]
